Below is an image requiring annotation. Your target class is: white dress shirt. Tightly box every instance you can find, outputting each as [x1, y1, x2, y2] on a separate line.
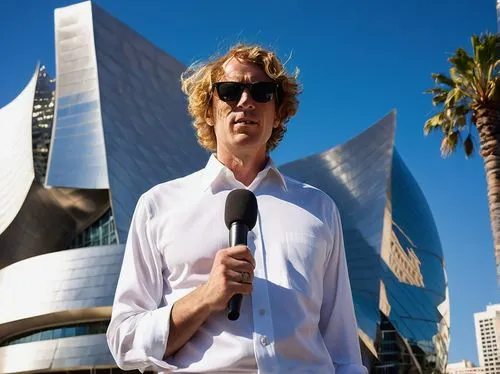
[107, 155, 367, 373]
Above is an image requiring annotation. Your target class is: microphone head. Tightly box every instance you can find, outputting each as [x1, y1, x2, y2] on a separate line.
[224, 189, 258, 230]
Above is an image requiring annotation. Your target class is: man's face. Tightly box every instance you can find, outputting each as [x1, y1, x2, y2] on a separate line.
[210, 57, 278, 159]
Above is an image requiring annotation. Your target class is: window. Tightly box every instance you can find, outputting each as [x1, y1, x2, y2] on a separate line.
[69, 209, 117, 248]
[0, 321, 110, 347]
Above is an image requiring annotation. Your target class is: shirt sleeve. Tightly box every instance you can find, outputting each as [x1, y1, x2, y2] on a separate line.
[106, 194, 177, 372]
[318, 203, 368, 374]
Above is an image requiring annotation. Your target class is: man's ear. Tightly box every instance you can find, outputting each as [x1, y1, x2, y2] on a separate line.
[206, 107, 214, 126]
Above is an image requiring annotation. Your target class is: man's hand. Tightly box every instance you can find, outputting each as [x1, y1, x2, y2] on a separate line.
[201, 245, 255, 313]
[165, 245, 255, 358]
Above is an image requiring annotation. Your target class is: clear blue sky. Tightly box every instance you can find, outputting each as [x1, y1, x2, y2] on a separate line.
[1, 0, 498, 365]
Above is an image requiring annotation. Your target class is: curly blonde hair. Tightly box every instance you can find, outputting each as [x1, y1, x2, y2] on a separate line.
[181, 44, 300, 153]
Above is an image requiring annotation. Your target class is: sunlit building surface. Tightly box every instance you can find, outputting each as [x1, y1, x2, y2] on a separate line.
[474, 304, 500, 374]
[0, 1, 448, 373]
[447, 360, 485, 374]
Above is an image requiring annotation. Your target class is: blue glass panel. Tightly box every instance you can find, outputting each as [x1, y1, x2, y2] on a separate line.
[57, 94, 76, 108]
[62, 326, 76, 338]
[57, 100, 99, 117]
[75, 325, 87, 334]
[55, 111, 100, 128]
[1, 321, 111, 346]
[46, 81, 108, 188]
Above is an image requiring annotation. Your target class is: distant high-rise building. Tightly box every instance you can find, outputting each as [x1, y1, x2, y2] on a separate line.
[447, 360, 485, 374]
[31, 65, 55, 184]
[474, 304, 500, 373]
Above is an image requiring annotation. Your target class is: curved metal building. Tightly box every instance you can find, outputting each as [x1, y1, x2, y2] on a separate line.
[0, 1, 448, 373]
[0, 2, 207, 372]
[280, 112, 450, 373]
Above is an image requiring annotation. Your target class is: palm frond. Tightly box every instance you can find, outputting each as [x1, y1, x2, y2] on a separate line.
[450, 66, 478, 98]
[431, 73, 455, 87]
[487, 77, 500, 100]
[425, 32, 499, 160]
[473, 34, 498, 72]
[449, 48, 475, 76]
[454, 104, 471, 117]
[445, 88, 463, 108]
[424, 112, 447, 135]
[440, 131, 459, 158]
[425, 87, 449, 95]
[454, 114, 467, 130]
[432, 92, 449, 106]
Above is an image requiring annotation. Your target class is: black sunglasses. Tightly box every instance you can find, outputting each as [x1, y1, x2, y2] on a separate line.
[213, 81, 279, 103]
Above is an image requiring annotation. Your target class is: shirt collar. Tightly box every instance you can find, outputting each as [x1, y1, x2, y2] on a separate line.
[202, 154, 288, 192]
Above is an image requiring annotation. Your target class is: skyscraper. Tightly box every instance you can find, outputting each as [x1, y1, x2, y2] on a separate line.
[31, 65, 55, 184]
[474, 304, 500, 373]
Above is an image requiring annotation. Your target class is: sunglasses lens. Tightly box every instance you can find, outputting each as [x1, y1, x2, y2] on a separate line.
[216, 83, 243, 102]
[215, 82, 277, 103]
[251, 82, 276, 103]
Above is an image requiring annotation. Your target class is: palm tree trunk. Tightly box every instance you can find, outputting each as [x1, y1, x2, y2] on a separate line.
[477, 106, 500, 283]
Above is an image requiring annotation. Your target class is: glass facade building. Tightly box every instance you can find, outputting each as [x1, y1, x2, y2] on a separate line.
[69, 209, 117, 249]
[32, 65, 55, 184]
[281, 113, 449, 373]
[0, 1, 448, 373]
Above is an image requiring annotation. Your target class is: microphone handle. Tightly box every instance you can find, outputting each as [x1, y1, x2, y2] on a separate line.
[227, 222, 249, 321]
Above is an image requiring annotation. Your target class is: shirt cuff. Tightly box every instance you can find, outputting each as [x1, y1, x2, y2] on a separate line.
[126, 303, 178, 371]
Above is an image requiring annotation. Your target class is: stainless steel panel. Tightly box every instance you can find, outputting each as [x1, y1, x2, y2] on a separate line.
[46, 1, 108, 189]
[280, 112, 397, 349]
[0, 66, 38, 235]
[0, 245, 123, 341]
[280, 112, 449, 370]
[91, 3, 209, 242]
[0, 334, 114, 373]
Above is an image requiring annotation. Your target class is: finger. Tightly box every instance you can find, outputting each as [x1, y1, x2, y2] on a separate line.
[227, 245, 255, 268]
[227, 269, 254, 284]
[224, 257, 255, 275]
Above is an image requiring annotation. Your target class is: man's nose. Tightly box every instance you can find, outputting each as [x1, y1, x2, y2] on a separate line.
[237, 89, 255, 109]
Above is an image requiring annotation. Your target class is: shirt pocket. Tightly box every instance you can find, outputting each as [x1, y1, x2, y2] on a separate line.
[282, 232, 327, 297]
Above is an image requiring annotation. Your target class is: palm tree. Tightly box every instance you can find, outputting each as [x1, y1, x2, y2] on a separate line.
[424, 33, 500, 282]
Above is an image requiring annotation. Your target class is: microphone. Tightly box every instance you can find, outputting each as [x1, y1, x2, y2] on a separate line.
[224, 189, 258, 321]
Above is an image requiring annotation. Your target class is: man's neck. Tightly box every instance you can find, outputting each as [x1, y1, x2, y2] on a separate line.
[215, 151, 268, 187]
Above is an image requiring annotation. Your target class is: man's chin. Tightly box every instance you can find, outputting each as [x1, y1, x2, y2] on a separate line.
[232, 132, 253, 142]
[227, 136, 266, 153]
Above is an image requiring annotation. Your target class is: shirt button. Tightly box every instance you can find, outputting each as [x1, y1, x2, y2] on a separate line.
[260, 336, 270, 346]
[259, 308, 266, 316]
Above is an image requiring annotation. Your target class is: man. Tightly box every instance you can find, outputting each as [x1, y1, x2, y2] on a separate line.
[107, 44, 367, 373]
